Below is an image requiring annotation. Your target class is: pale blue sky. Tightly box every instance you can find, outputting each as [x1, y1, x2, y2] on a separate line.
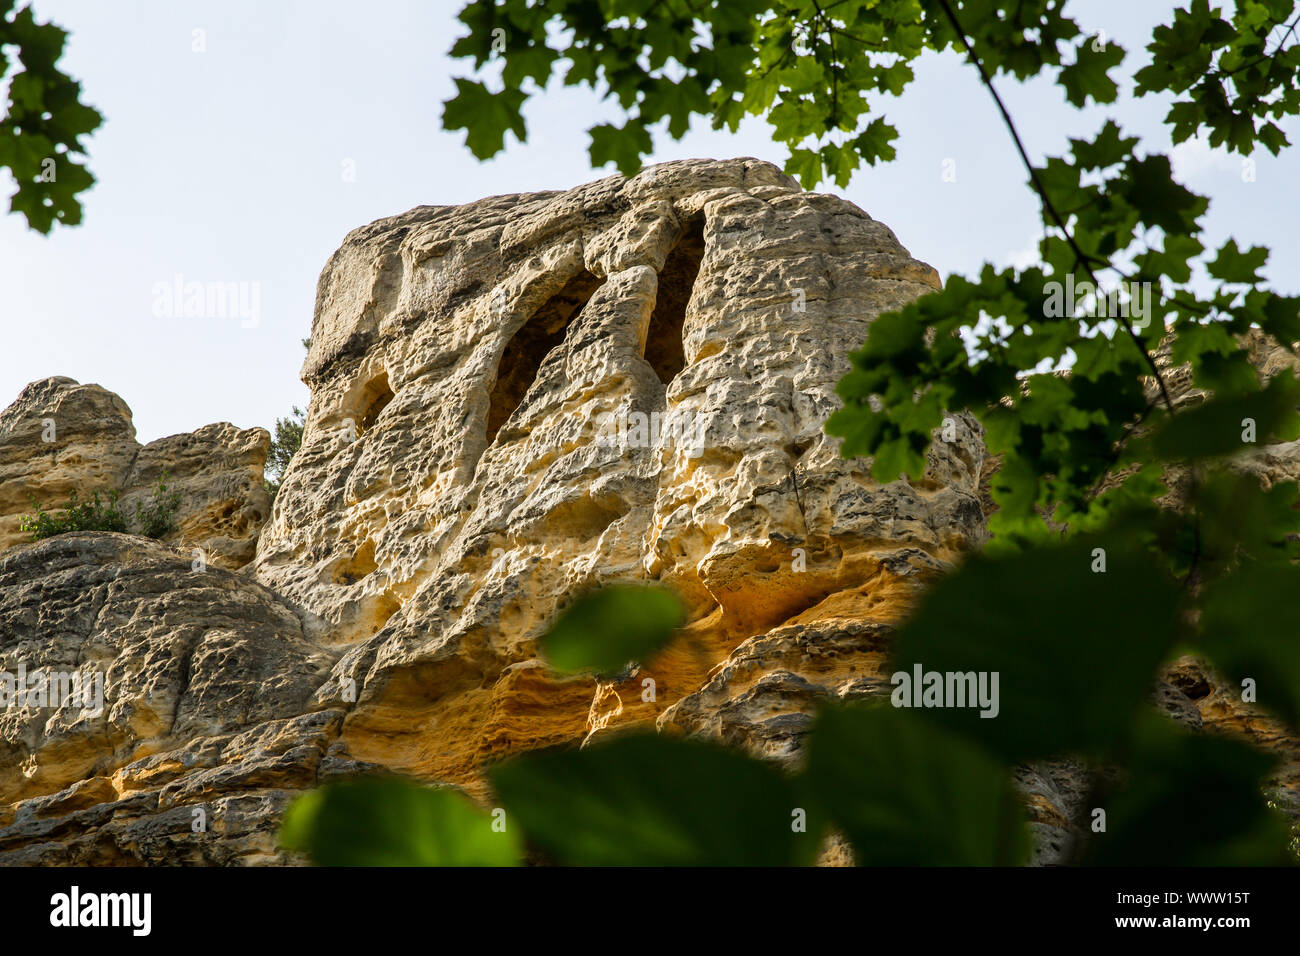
[1, 0, 1295, 443]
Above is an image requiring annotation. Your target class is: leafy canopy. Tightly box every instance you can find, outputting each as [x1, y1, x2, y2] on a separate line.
[0, 1, 101, 232]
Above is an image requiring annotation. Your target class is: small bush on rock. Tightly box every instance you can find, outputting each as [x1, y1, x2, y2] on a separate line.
[21, 472, 182, 542]
[20, 489, 128, 541]
[134, 472, 182, 539]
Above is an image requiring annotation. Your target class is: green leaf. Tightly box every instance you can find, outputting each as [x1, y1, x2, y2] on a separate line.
[1133, 232, 1204, 284]
[1198, 563, 1300, 728]
[784, 146, 822, 189]
[806, 704, 1030, 865]
[491, 734, 821, 865]
[1191, 472, 1300, 579]
[587, 120, 652, 175]
[888, 536, 1184, 761]
[500, 43, 557, 89]
[280, 777, 520, 866]
[1207, 238, 1269, 284]
[1151, 371, 1300, 460]
[851, 116, 899, 166]
[540, 583, 685, 675]
[441, 78, 527, 159]
[1071, 120, 1139, 170]
[1258, 120, 1290, 155]
[1086, 718, 1293, 865]
[1059, 37, 1126, 106]
[870, 430, 929, 482]
[1261, 294, 1300, 345]
[1118, 154, 1207, 234]
[640, 76, 709, 139]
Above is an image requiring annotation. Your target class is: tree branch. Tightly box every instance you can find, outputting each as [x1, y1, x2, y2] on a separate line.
[930, 0, 1176, 415]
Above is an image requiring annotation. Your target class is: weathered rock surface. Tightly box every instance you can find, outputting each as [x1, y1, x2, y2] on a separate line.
[0, 534, 336, 864]
[0, 158, 991, 862]
[0, 378, 138, 552]
[252, 156, 986, 798]
[0, 378, 271, 570]
[2, 157, 1295, 866]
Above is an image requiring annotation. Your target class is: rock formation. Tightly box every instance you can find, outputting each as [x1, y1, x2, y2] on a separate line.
[0, 534, 334, 864]
[253, 156, 986, 803]
[0, 158, 1295, 865]
[0, 377, 270, 569]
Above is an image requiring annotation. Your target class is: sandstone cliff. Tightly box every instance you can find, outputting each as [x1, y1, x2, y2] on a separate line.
[0, 377, 270, 569]
[0, 158, 1295, 865]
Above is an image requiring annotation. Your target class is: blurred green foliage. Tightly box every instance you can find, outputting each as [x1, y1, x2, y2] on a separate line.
[281, 778, 520, 866]
[539, 582, 684, 675]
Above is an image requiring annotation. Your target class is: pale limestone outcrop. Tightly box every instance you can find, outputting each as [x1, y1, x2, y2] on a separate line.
[0, 378, 138, 551]
[117, 422, 272, 569]
[0, 534, 338, 864]
[0, 159, 995, 862]
[252, 157, 987, 792]
[0, 377, 270, 569]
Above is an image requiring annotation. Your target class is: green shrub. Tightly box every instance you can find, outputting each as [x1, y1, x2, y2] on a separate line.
[19, 488, 128, 541]
[265, 405, 305, 503]
[134, 472, 182, 539]
[20, 473, 182, 543]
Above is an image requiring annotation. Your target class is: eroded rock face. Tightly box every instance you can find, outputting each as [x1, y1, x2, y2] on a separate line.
[0, 159, 994, 863]
[0, 378, 138, 553]
[0, 378, 270, 570]
[0, 534, 336, 864]
[26, 158, 1284, 866]
[253, 157, 987, 791]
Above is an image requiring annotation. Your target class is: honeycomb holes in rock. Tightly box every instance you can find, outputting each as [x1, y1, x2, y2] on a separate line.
[645, 215, 704, 387]
[358, 372, 395, 434]
[486, 270, 604, 444]
[332, 538, 378, 585]
[485, 216, 705, 453]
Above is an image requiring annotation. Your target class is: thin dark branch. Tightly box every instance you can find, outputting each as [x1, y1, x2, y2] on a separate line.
[811, 0, 841, 128]
[827, 26, 888, 50]
[932, 0, 1205, 593]
[930, 0, 1176, 415]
